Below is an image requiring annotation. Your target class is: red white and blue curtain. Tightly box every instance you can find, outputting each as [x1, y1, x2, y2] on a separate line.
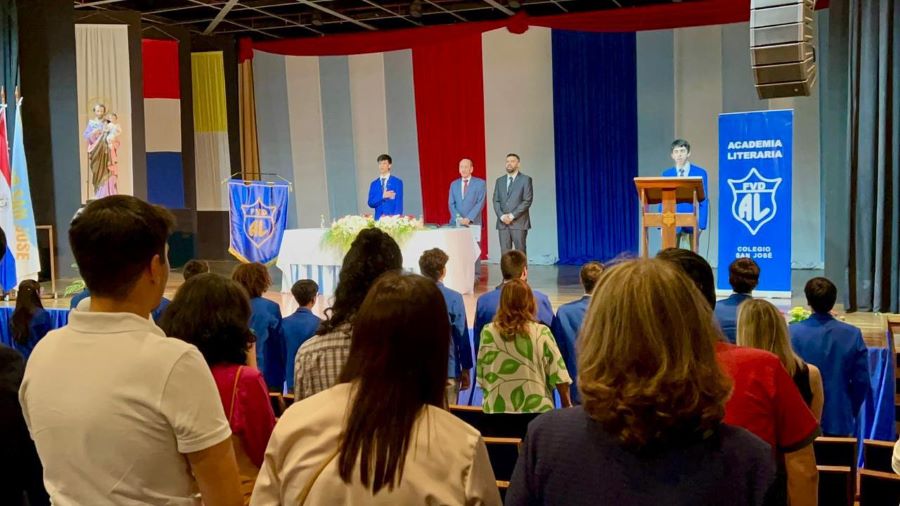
[143, 39, 185, 209]
[242, 1, 828, 265]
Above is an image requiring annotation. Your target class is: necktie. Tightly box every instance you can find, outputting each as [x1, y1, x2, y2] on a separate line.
[462, 178, 469, 199]
[506, 176, 513, 194]
[381, 177, 387, 191]
[679, 168, 687, 177]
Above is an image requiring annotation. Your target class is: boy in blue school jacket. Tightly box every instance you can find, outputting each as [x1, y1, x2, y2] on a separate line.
[282, 280, 321, 393]
[790, 277, 869, 436]
[550, 261, 604, 404]
[367, 154, 403, 220]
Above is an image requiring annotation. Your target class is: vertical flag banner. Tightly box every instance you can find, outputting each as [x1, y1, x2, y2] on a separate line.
[717, 110, 793, 296]
[192, 51, 232, 211]
[228, 180, 289, 265]
[11, 98, 39, 280]
[0, 104, 16, 290]
[143, 39, 185, 209]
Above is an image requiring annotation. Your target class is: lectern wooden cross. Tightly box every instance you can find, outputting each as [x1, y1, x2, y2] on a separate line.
[634, 177, 706, 257]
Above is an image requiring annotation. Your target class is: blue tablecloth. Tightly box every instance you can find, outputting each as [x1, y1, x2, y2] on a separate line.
[0, 307, 70, 347]
[857, 345, 896, 465]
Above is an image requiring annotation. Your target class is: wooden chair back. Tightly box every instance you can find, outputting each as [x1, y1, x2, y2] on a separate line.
[816, 465, 854, 506]
[483, 437, 521, 483]
[863, 439, 896, 473]
[859, 469, 900, 506]
[448, 404, 538, 439]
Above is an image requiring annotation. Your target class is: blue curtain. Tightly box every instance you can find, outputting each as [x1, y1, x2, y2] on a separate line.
[552, 30, 638, 265]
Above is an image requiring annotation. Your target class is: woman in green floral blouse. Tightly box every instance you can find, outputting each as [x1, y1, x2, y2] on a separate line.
[477, 279, 572, 413]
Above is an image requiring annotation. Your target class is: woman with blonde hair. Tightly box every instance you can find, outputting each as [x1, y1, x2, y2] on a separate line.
[737, 299, 824, 419]
[477, 279, 571, 413]
[505, 259, 776, 505]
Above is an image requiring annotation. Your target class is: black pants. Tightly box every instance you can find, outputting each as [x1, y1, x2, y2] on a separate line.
[499, 229, 527, 255]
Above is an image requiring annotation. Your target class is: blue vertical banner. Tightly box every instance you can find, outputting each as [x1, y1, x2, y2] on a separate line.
[717, 110, 793, 296]
[228, 181, 290, 265]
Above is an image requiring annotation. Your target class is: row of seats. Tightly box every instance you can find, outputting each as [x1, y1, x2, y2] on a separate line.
[266, 399, 900, 504]
[447, 406, 900, 506]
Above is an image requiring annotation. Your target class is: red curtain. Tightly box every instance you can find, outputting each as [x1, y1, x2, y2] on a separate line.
[412, 33, 488, 258]
[239, 0, 829, 61]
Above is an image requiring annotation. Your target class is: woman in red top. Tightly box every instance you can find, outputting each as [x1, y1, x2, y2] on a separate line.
[160, 273, 276, 503]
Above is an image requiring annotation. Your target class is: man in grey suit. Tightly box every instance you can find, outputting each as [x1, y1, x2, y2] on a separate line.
[448, 158, 486, 225]
[493, 153, 533, 255]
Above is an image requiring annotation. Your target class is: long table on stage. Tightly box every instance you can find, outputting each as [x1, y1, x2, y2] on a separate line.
[276, 227, 481, 296]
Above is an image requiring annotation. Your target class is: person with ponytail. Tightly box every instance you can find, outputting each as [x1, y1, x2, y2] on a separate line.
[10, 280, 52, 360]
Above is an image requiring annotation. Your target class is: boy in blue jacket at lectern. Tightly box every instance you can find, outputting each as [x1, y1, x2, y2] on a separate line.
[661, 139, 708, 248]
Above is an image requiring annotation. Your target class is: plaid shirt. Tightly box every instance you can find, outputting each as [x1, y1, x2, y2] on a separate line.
[294, 324, 352, 400]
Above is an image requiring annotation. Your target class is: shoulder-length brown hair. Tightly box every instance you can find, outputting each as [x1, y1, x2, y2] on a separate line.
[337, 272, 449, 493]
[578, 259, 732, 449]
[737, 298, 798, 375]
[231, 262, 270, 299]
[492, 279, 536, 341]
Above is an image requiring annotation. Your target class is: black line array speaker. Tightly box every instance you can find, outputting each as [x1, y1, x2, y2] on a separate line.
[750, 0, 817, 99]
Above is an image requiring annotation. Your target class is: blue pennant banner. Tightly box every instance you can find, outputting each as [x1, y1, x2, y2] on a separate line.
[228, 181, 290, 265]
[717, 110, 793, 296]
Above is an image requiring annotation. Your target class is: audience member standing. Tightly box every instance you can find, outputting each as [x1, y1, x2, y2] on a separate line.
[19, 196, 242, 506]
[715, 257, 760, 343]
[182, 259, 210, 281]
[738, 299, 824, 419]
[0, 345, 48, 506]
[790, 277, 869, 436]
[281, 280, 321, 394]
[10, 280, 52, 361]
[478, 279, 571, 413]
[161, 273, 276, 503]
[505, 259, 775, 506]
[550, 261, 603, 404]
[419, 248, 473, 405]
[233, 263, 285, 392]
[473, 250, 553, 356]
[294, 228, 402, 400]
[658, 248, 819, 506]
[252, 273, 501, 505]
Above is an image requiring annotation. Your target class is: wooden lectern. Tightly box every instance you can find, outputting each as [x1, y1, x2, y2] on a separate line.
[634, 177, 705, 257]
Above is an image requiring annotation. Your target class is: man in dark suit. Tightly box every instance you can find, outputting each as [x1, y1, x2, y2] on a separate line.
[366, 154, 403, 220]
[448, 158, 486, 226]
[550, 261, 604, 405]
[661, 139, 708, 248]
[492, 153, 533, 255]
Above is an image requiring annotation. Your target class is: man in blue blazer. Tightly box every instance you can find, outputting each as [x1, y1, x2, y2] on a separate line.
[661, 139, 708, 247]
[790, 277, 869, 436]
[550, 261, 603, 405]
[448, 158, 486, 226]
[418, 248, 473, 405]
[282, 280, 321, 393]
[473, 250, 553, 357]
[367, 154, 403, 219]
[714, 257, 759, 343]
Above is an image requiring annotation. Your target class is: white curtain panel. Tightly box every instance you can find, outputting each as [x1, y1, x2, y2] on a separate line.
[75, 24, 133, 202]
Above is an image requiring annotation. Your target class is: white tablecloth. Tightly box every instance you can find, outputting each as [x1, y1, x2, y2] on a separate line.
[276, 227, 481, 296]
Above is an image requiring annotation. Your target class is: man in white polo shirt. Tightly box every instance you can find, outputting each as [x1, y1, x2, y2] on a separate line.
[19, 196, 242, 506]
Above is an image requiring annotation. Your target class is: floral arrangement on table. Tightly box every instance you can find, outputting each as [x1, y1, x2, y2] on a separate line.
[789, 306, 812, 323]
[321, 214, 424, 254]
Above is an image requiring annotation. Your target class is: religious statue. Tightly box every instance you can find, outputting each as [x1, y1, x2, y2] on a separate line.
[83, 103, 120, 199]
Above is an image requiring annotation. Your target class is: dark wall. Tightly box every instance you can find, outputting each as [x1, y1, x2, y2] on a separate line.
[17, 0, 80, 279]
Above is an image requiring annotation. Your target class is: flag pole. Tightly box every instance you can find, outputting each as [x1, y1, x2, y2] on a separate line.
[0, 86, 5, 106]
